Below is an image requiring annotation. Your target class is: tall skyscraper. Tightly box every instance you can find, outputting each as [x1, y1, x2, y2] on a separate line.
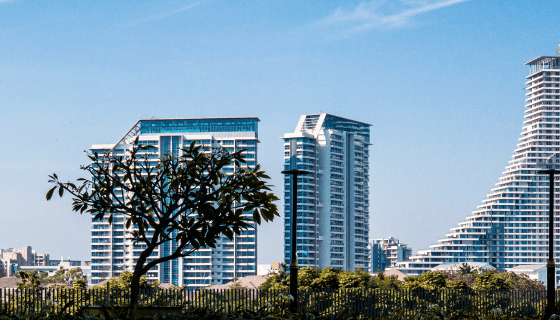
[89, 118, 259, 288]
[396, 48, 560, 282]
[282, 113, 371, 271]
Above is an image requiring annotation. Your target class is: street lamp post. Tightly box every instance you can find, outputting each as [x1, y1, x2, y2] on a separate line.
[281, 169, 310, 314]
[538, 168, 559, 318]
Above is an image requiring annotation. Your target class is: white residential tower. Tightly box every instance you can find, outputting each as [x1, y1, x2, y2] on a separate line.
[282, 113, 371, 271]
[89, 117, 259, 288]
[396, 48, 560, 284]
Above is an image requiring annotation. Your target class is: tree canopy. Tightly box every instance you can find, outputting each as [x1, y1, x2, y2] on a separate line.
[17, 267, 87, 288]
[47, 140, 279, 304]
[260, 266, 545, 291]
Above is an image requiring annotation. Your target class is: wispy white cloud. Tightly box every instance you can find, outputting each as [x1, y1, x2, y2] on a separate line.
[130, 2, 203, 26]
[320, 0, 468, 33]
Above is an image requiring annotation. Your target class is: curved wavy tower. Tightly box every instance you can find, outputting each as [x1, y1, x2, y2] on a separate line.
[396, 49, 560, 282]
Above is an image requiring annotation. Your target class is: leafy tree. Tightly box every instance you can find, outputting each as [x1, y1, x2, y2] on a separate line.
[45, 268, 66, 284]
[64, 267, 85, 284]
[368, 271, 403, 289]
[72, 278, 87, 289]
[47, 140, 279, 305]
[473, 270, 511, 290]
[16, 270, 41, 288]
[95, 271, 157, 290]
[457, 263, 478, 276]
[310, 267, 340, 289]
[260, 268, 289, 290]
[404, 271, 453, 290]
[446, 280, 469, 289]
[499, 270, 545, 290]
[298, 267, 320, 289]
[338, 268, 371, 289]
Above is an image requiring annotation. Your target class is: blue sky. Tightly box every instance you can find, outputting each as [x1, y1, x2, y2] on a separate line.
[1, 0, 559, 264]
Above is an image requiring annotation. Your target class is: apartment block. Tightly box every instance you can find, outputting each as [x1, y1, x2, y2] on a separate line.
[282, 113, 370, 271]
[369, 237, 412, 273]
[89, 118, 259, 288]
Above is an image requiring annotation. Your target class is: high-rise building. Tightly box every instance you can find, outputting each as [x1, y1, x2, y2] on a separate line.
[282, 113, 371, 271]
[396, 48, 560, 282]
[89, 118, 259, 287]
[369, 237, 412, 273]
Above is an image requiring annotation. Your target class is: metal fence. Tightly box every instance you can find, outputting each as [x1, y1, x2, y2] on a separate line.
[0, 287, 551, 317]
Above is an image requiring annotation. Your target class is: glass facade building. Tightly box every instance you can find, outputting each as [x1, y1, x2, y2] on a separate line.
[89, 117, 259, 288]
[282, 113, 371, 271]
[395, 49, 560, 284]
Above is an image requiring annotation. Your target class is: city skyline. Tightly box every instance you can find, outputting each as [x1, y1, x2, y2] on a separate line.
[1, 1, 560, 265]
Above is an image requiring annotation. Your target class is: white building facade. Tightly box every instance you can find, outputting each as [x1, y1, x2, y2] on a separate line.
[396, 49, 560, 282]
[282, 113, 370, 271]
[369, 237, 412, 273]
[89, 118, 259, 288]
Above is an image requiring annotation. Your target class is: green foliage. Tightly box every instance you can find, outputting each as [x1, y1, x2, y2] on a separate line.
[260, 267, 545, 294]
[26, 267, 86, 286]
[457, 263, 479, 276]
[446, 280, 469, 289]
[474, 270, 511, 291]
[404, 271, 448, 290]
[309, 267, 341, 289]
[16, 270, 41, 288]
[46, 139, 279, 304]
[338, 268, 371, 289]
[72, 278, 87, 289]
[0, 286, 553, 319]
[260, 269, 289, 290]
[93, 271, 158, 290]
[298, 267, 320, 289]
[261, 267, 376, 290]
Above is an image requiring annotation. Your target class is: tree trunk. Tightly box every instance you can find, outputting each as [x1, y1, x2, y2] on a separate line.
[130, 270, 142, 306]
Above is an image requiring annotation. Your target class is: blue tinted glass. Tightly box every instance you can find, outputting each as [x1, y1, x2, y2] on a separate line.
[322, 115, 370, 143]
[139, 118, 258, 134]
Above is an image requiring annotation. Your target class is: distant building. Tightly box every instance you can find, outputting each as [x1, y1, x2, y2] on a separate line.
[257, 262, 282, 275]
[431, 262, 495, 272]
[369, 238, 411, 273]
[0, 246, 86, 278]
[0, 246, 36, 276]
[283, 113, 371, 271]
[506, 264, 547, 286]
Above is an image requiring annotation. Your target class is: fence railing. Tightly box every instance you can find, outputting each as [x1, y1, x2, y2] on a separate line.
[0, 287, 552, 317]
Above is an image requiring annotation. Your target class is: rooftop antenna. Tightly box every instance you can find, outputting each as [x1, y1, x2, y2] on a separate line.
[556, 45, 560, 56]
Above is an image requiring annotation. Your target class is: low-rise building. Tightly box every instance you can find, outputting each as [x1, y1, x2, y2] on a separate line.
[369, 238, 412, 273]
[506, 264, 548, 286]
[257, 262, 282, 275]
[431, 262, 495, 272]
[0, 247, 86, 279]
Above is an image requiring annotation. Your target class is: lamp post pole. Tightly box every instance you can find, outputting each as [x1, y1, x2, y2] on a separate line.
[282, 169, 310, 314]
[538, 168, 559, 318]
